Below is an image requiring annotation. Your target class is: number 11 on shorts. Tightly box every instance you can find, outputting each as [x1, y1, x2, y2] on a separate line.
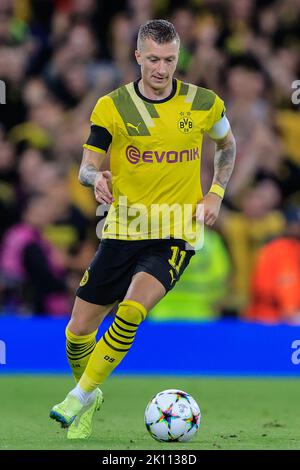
[168, 246, 186, 274]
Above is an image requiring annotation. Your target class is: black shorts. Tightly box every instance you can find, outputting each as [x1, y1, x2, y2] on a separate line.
[76, 238, 195, 306]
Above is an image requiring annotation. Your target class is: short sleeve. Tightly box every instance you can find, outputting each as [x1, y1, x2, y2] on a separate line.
[83, 96, 114, 153]
[204, 93, 226, 132]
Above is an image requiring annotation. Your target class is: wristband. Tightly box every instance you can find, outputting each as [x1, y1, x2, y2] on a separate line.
[209, 184, 225, 199]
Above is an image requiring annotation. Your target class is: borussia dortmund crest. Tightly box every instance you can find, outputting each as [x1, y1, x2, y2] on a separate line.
[178, 112, 193, 133]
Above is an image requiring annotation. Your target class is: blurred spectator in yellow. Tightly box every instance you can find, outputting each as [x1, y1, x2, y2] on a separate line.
[276, 109, 300, 165]
[43, 177, 95, 273]
[185, 14, 224, 92]
[220, 179, 285, 311]
[150, 229, 231, 321]
[0, 0, 29, 46]
[9, 79, 64, 151]
[171, 8, 196, 77]
[250, 127, 300, 208]
[225, 57, 270, 171]
[224, 125, 300, 208]
[245, 206, 300, 324]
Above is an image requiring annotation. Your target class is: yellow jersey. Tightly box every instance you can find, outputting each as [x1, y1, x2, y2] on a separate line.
[83, 78, 225, 247]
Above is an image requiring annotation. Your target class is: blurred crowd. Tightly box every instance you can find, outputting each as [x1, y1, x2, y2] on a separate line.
[0, 0, 299, 323]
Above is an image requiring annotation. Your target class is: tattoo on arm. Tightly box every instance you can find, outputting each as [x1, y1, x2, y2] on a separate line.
[213, 133, 236, 190]
[78, 163, 99, 187]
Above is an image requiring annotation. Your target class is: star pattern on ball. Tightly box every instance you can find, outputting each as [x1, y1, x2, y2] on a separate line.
[186, 413, 199, 431]
[174, 391, 189, 402]
[157, 404, 180, 427]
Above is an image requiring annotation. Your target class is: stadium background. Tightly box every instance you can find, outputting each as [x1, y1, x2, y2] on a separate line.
[0, 0, 300, 450]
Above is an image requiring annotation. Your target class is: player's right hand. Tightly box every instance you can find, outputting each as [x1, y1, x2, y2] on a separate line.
[94, 171, 114, 204]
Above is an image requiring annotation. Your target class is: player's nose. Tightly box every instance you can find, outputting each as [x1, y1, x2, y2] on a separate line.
[156, 61, 167, 75]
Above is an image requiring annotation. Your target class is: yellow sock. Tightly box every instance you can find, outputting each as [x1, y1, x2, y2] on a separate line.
[79, 300, 147, 392]
[66, 327, 98, 383]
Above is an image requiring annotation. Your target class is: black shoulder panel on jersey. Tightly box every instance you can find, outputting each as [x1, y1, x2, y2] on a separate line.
[86, 124, 112, 151]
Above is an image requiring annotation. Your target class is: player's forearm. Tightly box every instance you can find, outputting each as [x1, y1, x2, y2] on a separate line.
[212, 132, 236, 191]
[78, 163, 100, 187]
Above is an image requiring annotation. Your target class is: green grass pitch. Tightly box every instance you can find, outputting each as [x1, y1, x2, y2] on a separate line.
[0, 375, 299, 450]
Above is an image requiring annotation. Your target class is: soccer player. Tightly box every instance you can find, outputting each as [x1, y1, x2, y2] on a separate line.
[50, 19, 236, 438]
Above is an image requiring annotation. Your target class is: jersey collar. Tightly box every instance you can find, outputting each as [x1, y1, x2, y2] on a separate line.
[133, 78, 177, 104]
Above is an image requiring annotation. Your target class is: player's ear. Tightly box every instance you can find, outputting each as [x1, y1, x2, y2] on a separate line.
[135, 49, 142, 65]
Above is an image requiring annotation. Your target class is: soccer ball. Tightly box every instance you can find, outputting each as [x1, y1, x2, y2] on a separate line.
[144, 389, 201, 442]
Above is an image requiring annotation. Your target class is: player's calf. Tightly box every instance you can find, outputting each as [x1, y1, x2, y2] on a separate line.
[75, 300, 147, 394]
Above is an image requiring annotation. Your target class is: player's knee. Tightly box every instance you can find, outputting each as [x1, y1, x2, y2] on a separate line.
[65, 321, 96, 338]
[117, 300, 147, 326]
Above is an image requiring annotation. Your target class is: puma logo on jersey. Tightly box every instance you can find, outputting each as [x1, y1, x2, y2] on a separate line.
[169, 269, 176, 285]
[127, 122, 142, 134]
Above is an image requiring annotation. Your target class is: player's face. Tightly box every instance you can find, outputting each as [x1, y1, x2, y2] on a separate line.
[135, 38, 179, 92]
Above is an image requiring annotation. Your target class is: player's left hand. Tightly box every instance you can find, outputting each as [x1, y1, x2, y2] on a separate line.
[196, 192, 222, 226]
